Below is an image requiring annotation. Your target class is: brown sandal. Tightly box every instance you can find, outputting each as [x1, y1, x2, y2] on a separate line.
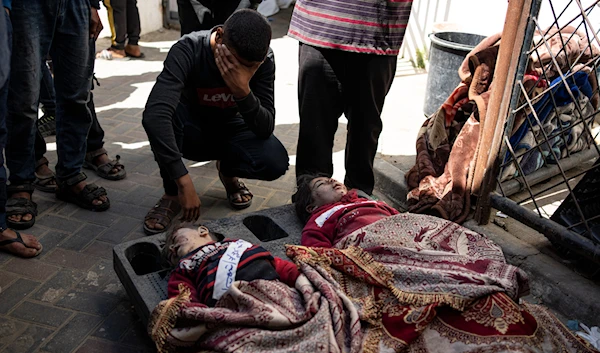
[225, 179, 253, 210]
[143, 198, 182, 235]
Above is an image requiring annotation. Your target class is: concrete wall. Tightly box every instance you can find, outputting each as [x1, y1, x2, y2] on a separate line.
[97, 0, 164, 40]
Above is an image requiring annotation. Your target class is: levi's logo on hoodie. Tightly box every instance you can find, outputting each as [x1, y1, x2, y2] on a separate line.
[196, 87, 237, 109]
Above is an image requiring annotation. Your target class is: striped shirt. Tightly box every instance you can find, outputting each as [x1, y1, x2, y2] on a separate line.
[288, 0, 413, 55]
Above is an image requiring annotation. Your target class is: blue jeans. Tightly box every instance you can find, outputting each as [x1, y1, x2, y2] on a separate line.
[0, 9, 12, 229]
[7, 0, 93, 185]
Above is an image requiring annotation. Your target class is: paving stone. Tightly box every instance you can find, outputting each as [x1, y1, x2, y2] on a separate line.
[122, 185, 155, 206]
[43, 249, 100, 270]
[54, 202, 80, 217]
[3, 324, 53, 353]
[70, 209, 118, 226]
[2, 258, 59, 281]
[77, 260, 126, 298]
[31, 268, 85, 303]
[36, 232, 68, 259]
[0, 270, 17, 291]
[59, 224, 107, 251]
[92, 303, 137, 341]
[75, 338, 153, 353]
[10, 301, 73, 327]
[128, 173, 163, 188]
[97, 217, 140, 244]
[0, 317, 27, 347]
[55, 290, 120, 317]
[35, 215, 84, 234]
[97, 179, 138, 192]
[266, 190, 293, 208]
[82, 241, 114, 260]
[41, 313, 103, 353]
[107, 202, 149, 221]
[191, 175, 218, 194]
[202, 187, 228, 200]
[112, 122, 137, 135]
[119, 320, 156, 350]
[0, 279, 40, 314]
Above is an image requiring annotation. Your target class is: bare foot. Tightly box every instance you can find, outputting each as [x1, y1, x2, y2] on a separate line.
[0, 229, 42, 258]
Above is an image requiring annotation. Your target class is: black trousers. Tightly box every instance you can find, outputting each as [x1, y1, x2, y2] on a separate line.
[295, 43, 397, 194]
[103, 0, 141, 49]
[160, 103, 289, 196]
[176, 0, 256, 36]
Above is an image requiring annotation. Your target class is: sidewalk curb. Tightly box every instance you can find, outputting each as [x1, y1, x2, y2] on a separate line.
[373, 158, 600, 326]
[373, 159, 408, 211]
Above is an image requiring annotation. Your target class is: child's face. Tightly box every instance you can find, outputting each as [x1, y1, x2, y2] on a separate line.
[308, 177, 347, 212]
[169, 226, 213, 263]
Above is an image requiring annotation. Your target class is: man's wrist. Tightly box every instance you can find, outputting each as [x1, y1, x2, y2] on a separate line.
[232, 86, 251, 99]
[175, 174, 193, 189]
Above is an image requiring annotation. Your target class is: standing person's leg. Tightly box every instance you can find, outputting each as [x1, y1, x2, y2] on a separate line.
[99, 0, 127, 58]
[5, 0, 51, 229]
[0, 7, 43, 258]
[52, 0, 109, 211]
[124, 0, 142, 58]
[295, 44, 344, 186]
[176, 0, 211, 36]
[83, 87, 126, 181]
[38, 61, 57, 137]
[342, 54, 396, 195]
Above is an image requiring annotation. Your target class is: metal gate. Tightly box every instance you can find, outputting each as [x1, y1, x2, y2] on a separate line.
[474, 0, 600, 264]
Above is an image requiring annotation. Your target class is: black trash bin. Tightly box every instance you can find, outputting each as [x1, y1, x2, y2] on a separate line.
[423, 32, 486, 117]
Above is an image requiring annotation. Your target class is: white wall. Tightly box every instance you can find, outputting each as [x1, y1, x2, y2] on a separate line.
[401, 0, 600, 63]
[97, 0, 164, 40]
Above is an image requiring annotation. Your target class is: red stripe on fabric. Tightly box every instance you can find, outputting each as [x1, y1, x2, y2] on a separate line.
[295, 3, 408, 28]
[238, 252, 271, 268]
[289, 30, 400, 55]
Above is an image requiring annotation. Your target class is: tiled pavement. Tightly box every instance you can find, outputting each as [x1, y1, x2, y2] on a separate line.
[0, 10, 355, 353]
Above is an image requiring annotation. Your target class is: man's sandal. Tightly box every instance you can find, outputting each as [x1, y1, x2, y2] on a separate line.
[0, 231, 43, 258]
[6, 183, 38, 230]
[226, 179, 253, 210]
[56, 172, 110, 212]
[33, 157, 58, 193]
[143, 198, 182, 235]
[83, 148, 126, 181]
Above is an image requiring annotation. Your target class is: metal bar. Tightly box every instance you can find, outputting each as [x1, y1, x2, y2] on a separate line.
[515, 160, 598, 203]
[473, 0, 537, 224]
[490, 193, 600, 263]
[499, 147, 598, 196]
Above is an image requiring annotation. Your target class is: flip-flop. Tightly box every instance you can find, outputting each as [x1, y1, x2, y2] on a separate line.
[0, 231, 43, 258]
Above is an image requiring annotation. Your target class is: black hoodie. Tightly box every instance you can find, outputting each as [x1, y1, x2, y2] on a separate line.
[142, 28, 275, 181]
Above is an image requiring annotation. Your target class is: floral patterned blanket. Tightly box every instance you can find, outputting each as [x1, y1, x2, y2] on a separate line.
[148, 214, 598, 353]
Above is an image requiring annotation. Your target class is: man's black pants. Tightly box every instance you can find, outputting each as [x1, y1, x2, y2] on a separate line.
[160, 103, 289, 196]
[176, 0, 256, 36]
[295, 43, 397, 195]
[103, 0, 141, 49]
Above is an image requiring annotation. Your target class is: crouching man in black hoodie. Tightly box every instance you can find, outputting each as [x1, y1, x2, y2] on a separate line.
[142, 9, 288, 235]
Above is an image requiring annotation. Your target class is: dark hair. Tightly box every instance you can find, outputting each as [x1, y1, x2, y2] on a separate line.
[294, 173, 329, 224]
[160, 223, 222, 268]
[223, 9, 271, 62]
